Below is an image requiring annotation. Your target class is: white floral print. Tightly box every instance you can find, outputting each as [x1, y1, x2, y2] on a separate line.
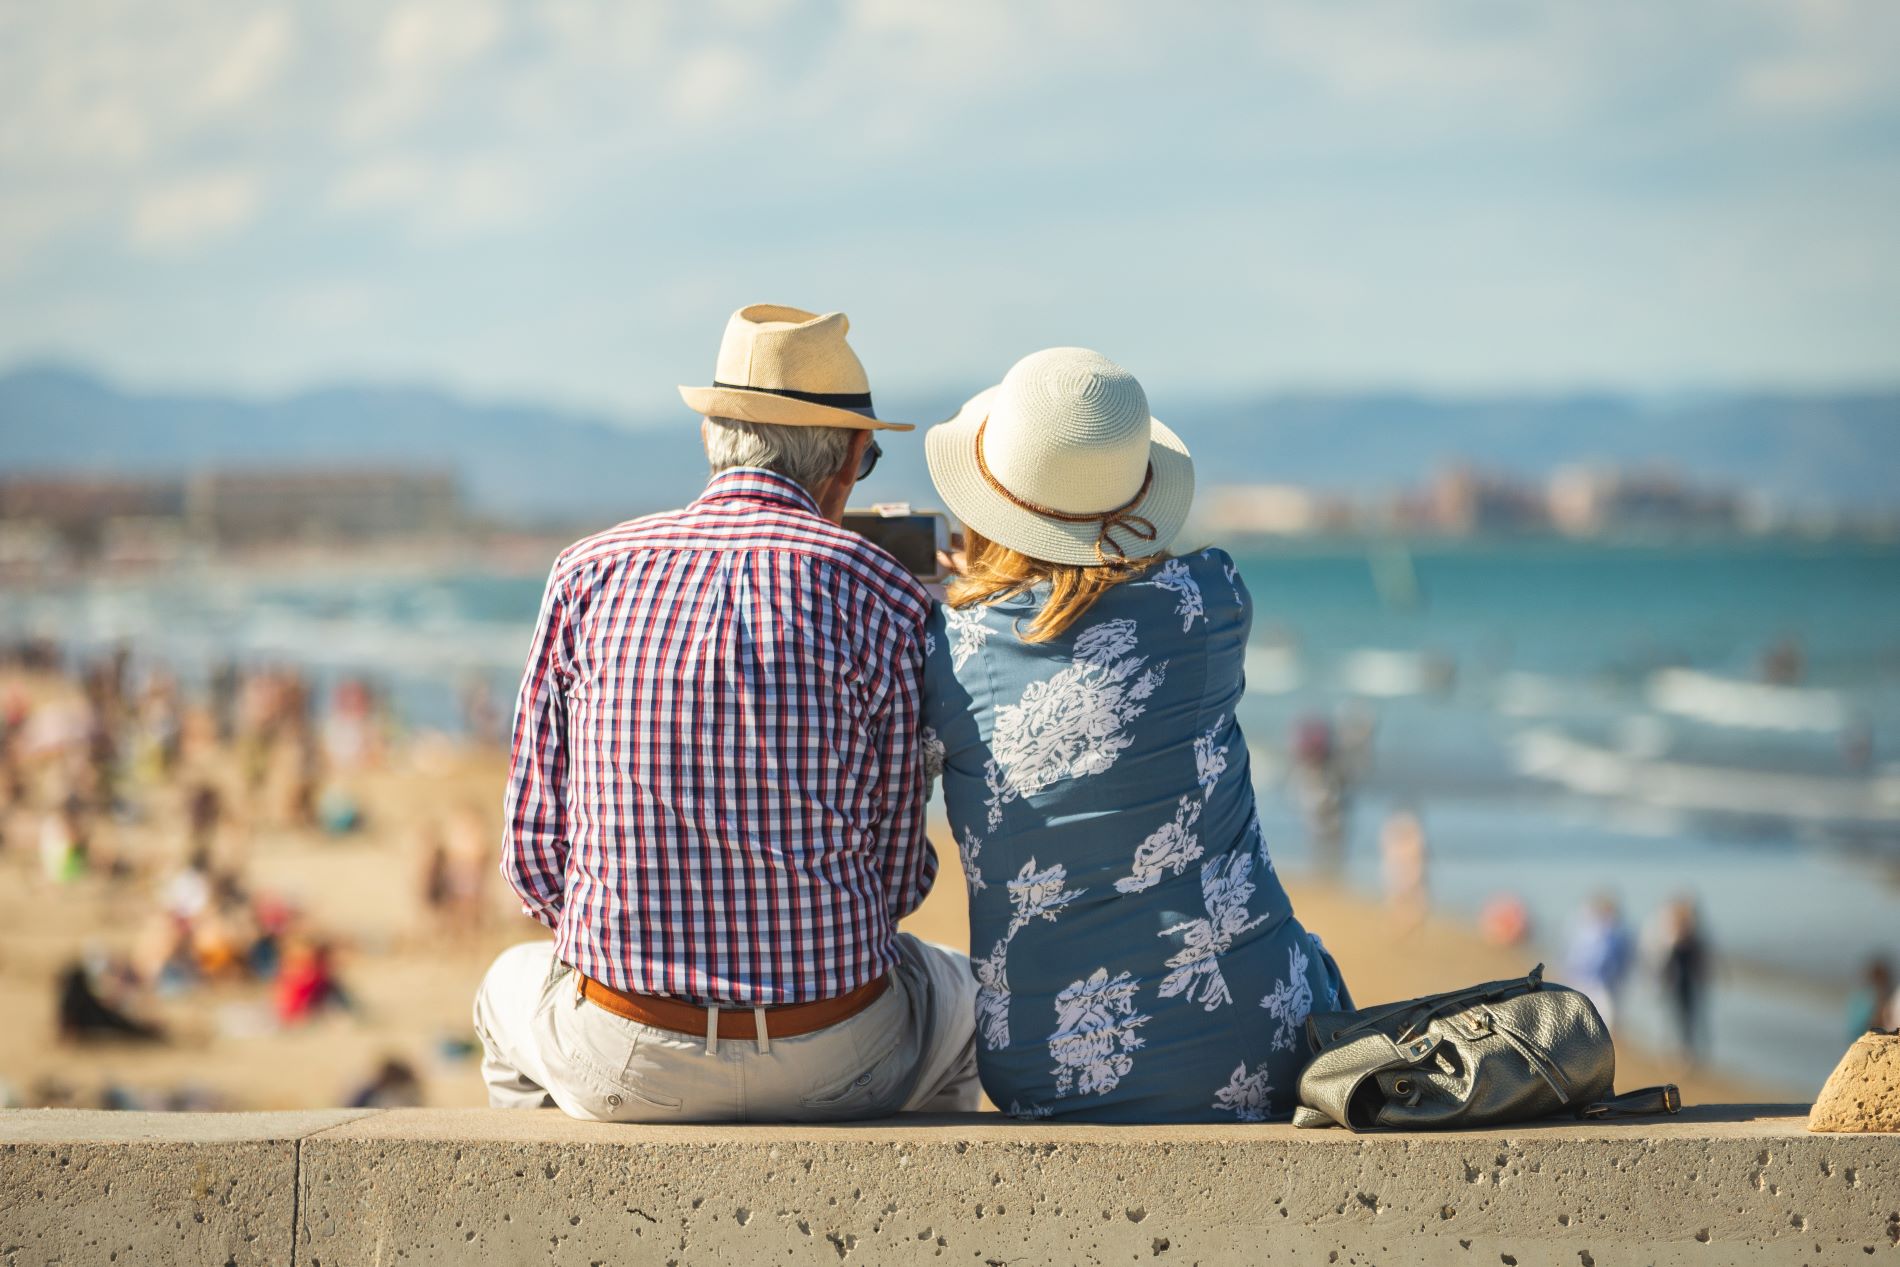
[1260, 940, 1316, 1052]
[982, 618, 1166, 829]
[923, 628, 937, 658]
[975, 940, 1012, 1051]
[1142, 558, 1205, 632]
[980, 758, 1008, 831]
[1156, 850, 1270, 1011]
[944, 604, 994, 671]
[1216, 552, 1244, 608]
[958, 825, 987, 894]
[1248, 812, 1276, 875]
[973, 856, 1087, 1055]
[1049, 968, 1151, 1097]
[920, 725, 946, 781]
[1114, 795, 1204, 894]
[1006, 857, 1085, 938]
[1193, 716, 1229, 801]
[1212, 1061, 1275, 1122]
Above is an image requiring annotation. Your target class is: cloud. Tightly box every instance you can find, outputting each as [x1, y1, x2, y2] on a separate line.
[666, 48, 755, 123]
[341, 1, 506, 144]
[326, 154, 539, 237]
[378, 0, 502, 75]
[129, 170, 261, 251]
[195, 9, 294, 114]
[1, 0, 1897, 395]
[283, 277, 384, 328]
[1735, 0, 1899, 114]
[328, 158, 433, 215]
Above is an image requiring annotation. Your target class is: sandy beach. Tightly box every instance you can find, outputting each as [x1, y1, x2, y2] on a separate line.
[0, 670, 1784, 1114]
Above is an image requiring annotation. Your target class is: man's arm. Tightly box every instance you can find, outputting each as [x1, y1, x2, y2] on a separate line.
[501, 563, 574, 928]
[875, 621, 938, 922]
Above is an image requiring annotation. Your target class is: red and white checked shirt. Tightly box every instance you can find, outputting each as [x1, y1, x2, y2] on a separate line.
[502, 467, 937, 1005]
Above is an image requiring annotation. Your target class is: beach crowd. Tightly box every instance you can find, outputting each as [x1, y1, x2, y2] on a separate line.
[0, 637, 489, 1110]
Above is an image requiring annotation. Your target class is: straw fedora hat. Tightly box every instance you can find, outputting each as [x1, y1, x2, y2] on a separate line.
[679, 303, 912, 431]
[926, 347, 1194, 566]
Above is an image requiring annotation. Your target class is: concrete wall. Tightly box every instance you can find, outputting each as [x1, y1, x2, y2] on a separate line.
[0, 1109, 370, 1266]
[3, 1106, 1893, 1266]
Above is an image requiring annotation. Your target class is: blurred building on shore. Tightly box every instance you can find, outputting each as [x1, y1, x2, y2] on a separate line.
[1423, 466, 1552, 536]
[1547, 466, 1743, 538]
[184, 471, 459, 546]
[0, 468, 464, 576]
[1193, 461, 1799, 542]
[1197, 484, 1347, 537]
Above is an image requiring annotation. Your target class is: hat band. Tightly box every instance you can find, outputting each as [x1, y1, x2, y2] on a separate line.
[974, 417, 1158, 563]
[713, 380, 875, 416]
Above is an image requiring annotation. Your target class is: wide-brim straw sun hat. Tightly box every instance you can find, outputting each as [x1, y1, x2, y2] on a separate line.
[679, 302, 913, 431]
[926, 347, 1193, 566]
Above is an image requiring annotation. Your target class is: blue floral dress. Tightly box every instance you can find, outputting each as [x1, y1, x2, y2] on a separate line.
[922, 547, 1351, 1122]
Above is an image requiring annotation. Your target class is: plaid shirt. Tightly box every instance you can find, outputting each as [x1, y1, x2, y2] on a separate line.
[502, 467, 937, 1005]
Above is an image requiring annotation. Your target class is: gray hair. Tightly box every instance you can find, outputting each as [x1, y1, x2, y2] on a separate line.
[703, 416, 855, 494]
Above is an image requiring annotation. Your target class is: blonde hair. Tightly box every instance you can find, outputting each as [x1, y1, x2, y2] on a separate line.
[946, 528, 1164, 643]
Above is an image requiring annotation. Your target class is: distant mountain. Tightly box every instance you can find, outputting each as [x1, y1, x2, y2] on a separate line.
[1161, 390, 1900, 510]
[0, 365, 713, 525]
[1, 364, 1895, 523]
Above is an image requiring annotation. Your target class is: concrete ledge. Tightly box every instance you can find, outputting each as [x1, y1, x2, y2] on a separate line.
[4, 1106, 1895, 1265]
[0, 1109, 372, 1266]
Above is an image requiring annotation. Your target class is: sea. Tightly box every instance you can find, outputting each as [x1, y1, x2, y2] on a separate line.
[5, 536, 1897, 1097]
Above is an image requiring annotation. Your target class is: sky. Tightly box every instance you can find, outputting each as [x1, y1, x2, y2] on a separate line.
[2, 0, 1898, 422]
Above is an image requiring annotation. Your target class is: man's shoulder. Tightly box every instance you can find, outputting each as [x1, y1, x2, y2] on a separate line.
[548, 508, 691, 581]
[775, 517, 931, 613]
[548, 505, 929, 624]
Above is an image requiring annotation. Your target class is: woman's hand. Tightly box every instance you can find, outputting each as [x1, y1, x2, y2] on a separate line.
[924, 533, 966, 603]
[937, 531, 967, 580]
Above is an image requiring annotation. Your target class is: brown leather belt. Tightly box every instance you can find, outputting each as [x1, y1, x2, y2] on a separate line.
[576, 972, 889, 1040]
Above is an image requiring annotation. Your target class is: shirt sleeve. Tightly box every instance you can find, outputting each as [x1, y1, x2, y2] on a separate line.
[502, 561, 575, 928]
[874, 613, 937, 922]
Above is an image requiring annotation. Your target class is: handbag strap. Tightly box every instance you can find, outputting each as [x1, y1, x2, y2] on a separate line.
[1327, 964, 1546, 1044]
[1577, 1084, 1682, 1119]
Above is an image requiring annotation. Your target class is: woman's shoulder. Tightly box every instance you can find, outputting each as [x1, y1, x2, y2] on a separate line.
[1108, 547, 1247, 629]
[926, 599, 1010, 663]
[1174, 545, 1243, 591]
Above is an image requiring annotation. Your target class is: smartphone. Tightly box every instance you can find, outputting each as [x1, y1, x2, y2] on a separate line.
[844, 506, 952, 581]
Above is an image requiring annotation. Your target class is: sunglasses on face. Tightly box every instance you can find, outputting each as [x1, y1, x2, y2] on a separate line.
[856, 437, 882, 483]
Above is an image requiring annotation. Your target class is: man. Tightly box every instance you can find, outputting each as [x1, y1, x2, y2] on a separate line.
[474, 304, 978, 1122]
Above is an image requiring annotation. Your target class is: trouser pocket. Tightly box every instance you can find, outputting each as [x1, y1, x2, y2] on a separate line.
[546, 967, 684, 1116]
[794, 989, 911, 1119]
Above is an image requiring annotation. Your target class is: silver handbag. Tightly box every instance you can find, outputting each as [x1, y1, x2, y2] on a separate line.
[1292, 964, 1680, 1131]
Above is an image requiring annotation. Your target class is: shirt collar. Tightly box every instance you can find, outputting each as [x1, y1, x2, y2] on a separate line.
[694, 467, 824, 518]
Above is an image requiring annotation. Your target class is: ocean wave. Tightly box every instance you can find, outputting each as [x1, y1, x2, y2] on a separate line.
[1648, 668, 1849, 733]
[1337, 648, 1455, 697]
[1244, 645, 1301, 694]
[236, 609, 528, 672]
[1509, 726, 1900, 825]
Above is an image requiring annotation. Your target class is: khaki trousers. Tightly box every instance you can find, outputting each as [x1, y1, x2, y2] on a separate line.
[473, 935, 980, 1122]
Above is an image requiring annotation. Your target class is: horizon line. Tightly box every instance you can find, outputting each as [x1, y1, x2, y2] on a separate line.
[5, 356, 1900, 426]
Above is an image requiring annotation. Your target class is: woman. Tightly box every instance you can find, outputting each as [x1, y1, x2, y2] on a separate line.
[921, 347, 1349, 1122]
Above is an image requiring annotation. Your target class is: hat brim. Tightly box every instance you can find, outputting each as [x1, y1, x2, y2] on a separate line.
[679, 385, 914, 432]
[925, 386, 1195, 567]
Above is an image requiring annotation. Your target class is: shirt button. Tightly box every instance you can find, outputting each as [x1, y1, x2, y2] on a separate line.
[854, 1074, 872, 1087]
[606, 1093, 621, 1107]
